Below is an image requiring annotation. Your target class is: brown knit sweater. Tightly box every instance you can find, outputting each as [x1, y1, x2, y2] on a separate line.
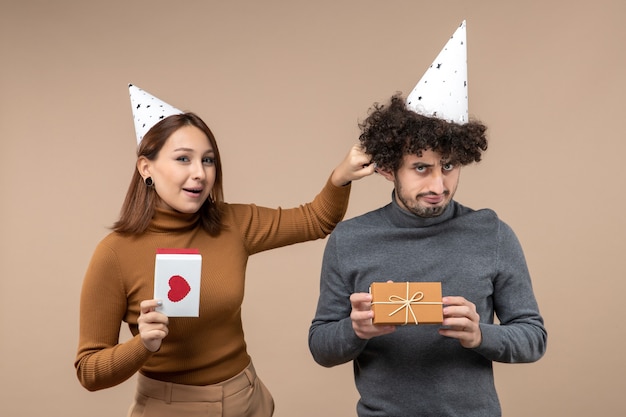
[75, 177, 350, 391]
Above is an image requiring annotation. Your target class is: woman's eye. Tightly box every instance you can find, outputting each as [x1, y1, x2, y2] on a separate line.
[177, 156, 190, 162]
[203, 157, 215, 165]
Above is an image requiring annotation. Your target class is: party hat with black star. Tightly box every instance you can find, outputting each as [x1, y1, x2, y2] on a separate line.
[129, 84, 183, 144]
[406, 20, 468, 124]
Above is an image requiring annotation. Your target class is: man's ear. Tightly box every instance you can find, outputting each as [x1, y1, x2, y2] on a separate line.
[137, 156, 151, 179]
[377, 166, 395, 182]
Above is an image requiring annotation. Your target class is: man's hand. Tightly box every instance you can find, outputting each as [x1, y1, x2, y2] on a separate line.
[438, 296, 482, 348]
[350, 292, 396, 340]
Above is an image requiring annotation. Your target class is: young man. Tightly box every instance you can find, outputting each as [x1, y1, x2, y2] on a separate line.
[308, 94, 547, 417]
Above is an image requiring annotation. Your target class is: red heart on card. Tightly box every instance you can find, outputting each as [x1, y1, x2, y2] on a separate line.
[168, 275, 191, 302]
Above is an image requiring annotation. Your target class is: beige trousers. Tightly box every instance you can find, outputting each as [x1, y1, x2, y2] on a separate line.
[127, 362, 274, 417]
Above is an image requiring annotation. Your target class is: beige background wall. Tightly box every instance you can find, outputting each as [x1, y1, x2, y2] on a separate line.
[1, 1, 624, 416]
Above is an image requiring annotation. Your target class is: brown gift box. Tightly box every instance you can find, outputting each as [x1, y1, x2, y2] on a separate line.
[370, 282, 443, 325]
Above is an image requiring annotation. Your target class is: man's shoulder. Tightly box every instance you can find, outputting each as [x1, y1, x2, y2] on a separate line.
[455, 202, 499, 221]
[454, 203, 517, 239]
[337, 205, 389, 228]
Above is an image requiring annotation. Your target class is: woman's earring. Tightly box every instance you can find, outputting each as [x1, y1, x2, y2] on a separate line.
[145, 177, 154, 187]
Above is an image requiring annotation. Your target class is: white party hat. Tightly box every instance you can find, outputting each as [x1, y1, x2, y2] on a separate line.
[406, 20, 468, 124]
[129, 84, 183, 144]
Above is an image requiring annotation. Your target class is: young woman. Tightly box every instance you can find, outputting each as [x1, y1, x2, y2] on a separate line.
[75, 106, 374, 417]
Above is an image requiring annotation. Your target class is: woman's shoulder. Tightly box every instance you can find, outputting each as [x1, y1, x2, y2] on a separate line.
[92, 230, 137, 253]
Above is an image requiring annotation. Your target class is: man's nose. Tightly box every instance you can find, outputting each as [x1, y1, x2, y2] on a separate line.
[425, 170, 445, 194]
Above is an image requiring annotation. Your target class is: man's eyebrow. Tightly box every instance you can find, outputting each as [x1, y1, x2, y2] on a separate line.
[411, 161, 433, 167]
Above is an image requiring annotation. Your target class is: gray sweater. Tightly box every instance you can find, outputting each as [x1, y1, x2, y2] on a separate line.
[309, 197, 547, 417]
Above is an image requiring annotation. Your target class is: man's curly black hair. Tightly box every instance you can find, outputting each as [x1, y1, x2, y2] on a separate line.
[358, 93, 488, 172]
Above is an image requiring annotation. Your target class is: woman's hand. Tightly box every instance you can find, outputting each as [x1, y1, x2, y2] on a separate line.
[330, 144, 376, 187]
[138, 299, 169, 352]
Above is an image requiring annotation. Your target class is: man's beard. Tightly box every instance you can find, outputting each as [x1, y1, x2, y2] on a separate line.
[396, 183, 453, 218]
[399, 194, 449, 217]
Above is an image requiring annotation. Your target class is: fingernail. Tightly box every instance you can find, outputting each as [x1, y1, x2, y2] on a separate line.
[157, 300, 163, 307]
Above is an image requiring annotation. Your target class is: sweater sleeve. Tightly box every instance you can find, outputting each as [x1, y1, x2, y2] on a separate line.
[229, 175, 351, 255]
[74, 242, 153, 391]
[473, 221, 548, 363]
[308, 230, 369, 367]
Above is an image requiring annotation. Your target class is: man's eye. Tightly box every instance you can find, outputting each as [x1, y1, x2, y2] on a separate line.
[415, 166, 426, 172]
[443, 163, 454, 171]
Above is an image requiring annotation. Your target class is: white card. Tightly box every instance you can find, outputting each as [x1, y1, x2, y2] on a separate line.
[153, 249, 202, 317]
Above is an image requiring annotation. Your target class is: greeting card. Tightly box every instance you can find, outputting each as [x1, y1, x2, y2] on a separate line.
[153, 248, 202, 317]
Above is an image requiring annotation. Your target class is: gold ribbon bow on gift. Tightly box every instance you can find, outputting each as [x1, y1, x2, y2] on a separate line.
[373, 282, 443, 325]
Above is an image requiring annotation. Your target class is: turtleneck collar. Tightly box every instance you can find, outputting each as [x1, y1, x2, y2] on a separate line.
[384, 190, 458, 228]
[147, 207, 201, 233]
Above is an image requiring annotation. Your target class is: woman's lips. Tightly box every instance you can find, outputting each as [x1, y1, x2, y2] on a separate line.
[183, 188, 204, 197]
